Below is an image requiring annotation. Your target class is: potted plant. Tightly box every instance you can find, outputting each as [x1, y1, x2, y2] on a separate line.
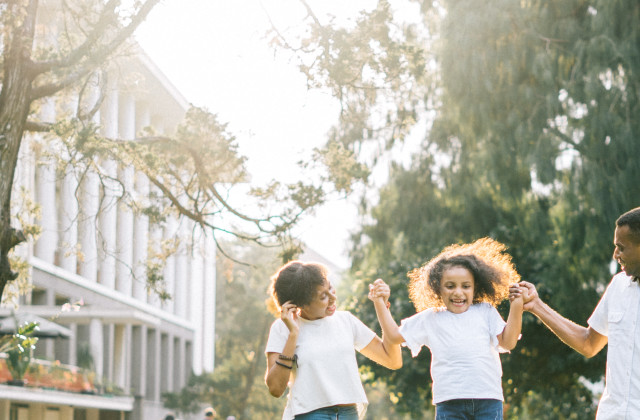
[4, 322, 38, 386]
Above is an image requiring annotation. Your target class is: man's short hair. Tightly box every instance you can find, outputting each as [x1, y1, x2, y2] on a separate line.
[617, 207, 640, 243]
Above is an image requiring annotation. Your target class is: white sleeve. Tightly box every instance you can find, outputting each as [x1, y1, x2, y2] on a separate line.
[399, 311, 430, 357]
[264, 319, 289, 354]
[588, 278, 614, 337]
[485, 304, 508, 352]
[347, 312, 377, 351]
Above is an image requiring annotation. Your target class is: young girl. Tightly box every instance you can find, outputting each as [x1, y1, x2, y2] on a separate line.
[371, 237, 524, 420]
[264, 261, 402, 420]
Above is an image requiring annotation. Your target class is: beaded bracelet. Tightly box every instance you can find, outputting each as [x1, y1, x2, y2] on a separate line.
[275, 360, 293, 369]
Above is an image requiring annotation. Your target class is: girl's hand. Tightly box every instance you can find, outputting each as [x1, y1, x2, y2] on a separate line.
[508, 284, 524, 309]
[368, 278, 390, 306]
[280, 301, 300, 333]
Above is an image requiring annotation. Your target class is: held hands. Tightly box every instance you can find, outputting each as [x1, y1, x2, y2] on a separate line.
[508, 283, 525, 311]
[509, 281, 539, 312]
[280, 301, 300, 334]
[368, 278, 390, 308]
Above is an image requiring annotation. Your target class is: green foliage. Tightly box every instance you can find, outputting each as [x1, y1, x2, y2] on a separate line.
[162, 375, 206, 417]
[284, 0, 640, 416]
[162, 243, 285, 420]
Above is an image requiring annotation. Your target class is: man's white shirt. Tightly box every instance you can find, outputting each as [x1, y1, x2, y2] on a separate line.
[589, 272, 640, 420]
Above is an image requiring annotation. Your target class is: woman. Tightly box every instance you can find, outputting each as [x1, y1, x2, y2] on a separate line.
[265, 261, 401, 420]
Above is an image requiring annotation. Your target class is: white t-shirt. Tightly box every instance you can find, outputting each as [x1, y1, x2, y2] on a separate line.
[588, 272, 640, 420]
[265, 311, 376, 420]
[399, 302, 507, 405]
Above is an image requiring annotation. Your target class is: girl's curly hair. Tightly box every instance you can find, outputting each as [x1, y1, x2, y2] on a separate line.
[408, 237, 520, 312]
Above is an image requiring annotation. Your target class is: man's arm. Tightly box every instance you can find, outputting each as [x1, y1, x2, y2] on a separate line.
[517, 281, 608, 358]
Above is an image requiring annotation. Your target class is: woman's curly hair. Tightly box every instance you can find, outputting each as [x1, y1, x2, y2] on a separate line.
[408, 237, 520, 312]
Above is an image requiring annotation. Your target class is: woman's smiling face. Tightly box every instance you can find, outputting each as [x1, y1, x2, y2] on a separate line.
[439, 266, 475, 314]
[299, 279, 337, 320]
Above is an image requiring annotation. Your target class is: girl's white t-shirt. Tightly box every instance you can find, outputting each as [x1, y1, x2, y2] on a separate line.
[399, 303, 507, 405]
[265, 311, 376, 420]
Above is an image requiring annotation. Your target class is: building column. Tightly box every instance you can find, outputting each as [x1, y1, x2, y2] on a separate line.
[58, 94, 79, 273]
[132, 171, 149, 302]
[59, 162, 78, 273]
[147, 221, 163, 309]
[89, 318, 104, 379]
[116, 92, 136, 296]
[146, 328, 161, 401]
[113, 324, 132, 391]
[160, 333, 173, 393]
[104, 323, 115, 385]
[86, 409, 99, 420]
[34, 159, 57, 264]
[202, 234, 216, 372]
[162, 218, 177, 314]
[174, 336, 186, 389]
[34, 98, 57, 264]
[190, 234, 204, 375]
[0, 399, 9, 420]
[39, 290, 56, 360]
[59, 406, 73, 420]
[66, 323, 78, 366]
[79, 169, 100, 282]
[28, 404, 45, 420]
[174, 225, 190, 319]
[98, 81, 119, 289]
[131, 325, 147, 397]
[115, 163, 134, 296]
[78, 75, 102, 281]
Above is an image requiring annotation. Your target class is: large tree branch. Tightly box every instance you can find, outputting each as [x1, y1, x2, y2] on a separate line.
[30, 0, 159, 76]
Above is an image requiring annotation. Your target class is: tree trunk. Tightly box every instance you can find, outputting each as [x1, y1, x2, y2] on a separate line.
[0, 0, 38, 299]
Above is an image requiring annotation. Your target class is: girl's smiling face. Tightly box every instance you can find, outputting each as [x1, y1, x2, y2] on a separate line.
[299, 280, 337, 320]
[439, 266, 475, 314]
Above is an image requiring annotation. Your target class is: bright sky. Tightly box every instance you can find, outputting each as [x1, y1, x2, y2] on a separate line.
[136, 0, 378, 268]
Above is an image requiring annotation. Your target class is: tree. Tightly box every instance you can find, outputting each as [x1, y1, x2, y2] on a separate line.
[274, 0, 640, 417]
[0, 0, 353, 300]
[0, 0, 148, 297]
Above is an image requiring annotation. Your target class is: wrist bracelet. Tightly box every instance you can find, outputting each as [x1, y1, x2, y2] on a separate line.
[385, 301, 391, 309]
[275, 360, 293, 369]
[279, 354, 298, 367]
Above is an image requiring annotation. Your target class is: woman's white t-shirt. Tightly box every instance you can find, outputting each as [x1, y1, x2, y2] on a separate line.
[265, 310, 376, 420]
[399, 303, 507, 405]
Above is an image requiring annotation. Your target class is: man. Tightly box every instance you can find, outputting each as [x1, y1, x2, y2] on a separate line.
[516, 206, 640, 419]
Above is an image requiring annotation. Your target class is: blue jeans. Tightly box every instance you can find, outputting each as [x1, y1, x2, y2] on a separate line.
[435, 399, 503, 420]
[294, 405, 358, 420]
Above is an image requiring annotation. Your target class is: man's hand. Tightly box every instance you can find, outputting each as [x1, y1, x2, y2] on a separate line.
[512, 281, 539, 312]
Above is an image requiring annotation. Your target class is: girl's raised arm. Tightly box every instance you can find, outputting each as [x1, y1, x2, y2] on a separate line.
[497, 284, 524, 350]
[359, 279, 404, 369]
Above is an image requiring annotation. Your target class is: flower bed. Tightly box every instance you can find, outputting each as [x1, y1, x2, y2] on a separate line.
[0, 356, 96, 393]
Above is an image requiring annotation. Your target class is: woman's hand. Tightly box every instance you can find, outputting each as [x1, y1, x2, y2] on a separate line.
[280, 301, 300, 334]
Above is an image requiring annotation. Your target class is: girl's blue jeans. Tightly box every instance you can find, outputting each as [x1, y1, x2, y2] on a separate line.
[294, 405, 358, 420]
[435, 398, 503, 420]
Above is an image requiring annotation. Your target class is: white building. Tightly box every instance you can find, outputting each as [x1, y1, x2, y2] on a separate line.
[0, 48, 216, 420]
